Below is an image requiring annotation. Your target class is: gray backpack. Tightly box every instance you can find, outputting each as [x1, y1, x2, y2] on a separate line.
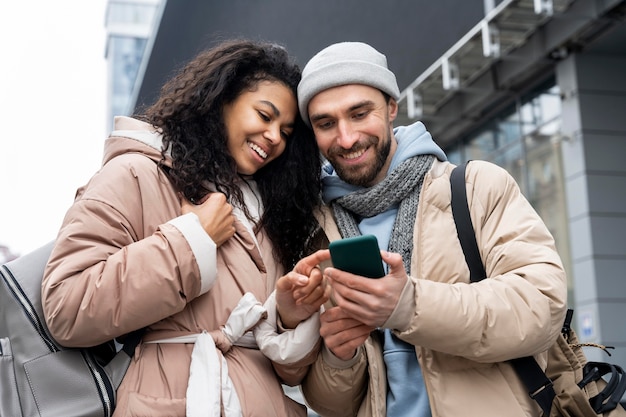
[0, 242, 143, 417]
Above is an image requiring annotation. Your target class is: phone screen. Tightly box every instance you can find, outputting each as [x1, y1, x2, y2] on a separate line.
[328, 234, 385, 278]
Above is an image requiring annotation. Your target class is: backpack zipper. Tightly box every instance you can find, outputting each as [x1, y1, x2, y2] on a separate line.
[1, 265, 115, 416]
[1, 265, 58, 353]
[83, 350, 114, 417]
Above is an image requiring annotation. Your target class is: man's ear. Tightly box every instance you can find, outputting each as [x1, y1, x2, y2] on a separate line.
[388, 98, 398, 122]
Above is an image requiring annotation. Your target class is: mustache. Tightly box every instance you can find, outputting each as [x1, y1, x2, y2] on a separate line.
[327, 136, 378, 158]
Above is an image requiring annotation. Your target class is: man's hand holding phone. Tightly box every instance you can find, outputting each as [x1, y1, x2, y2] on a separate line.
[322, 237, 409, 360]
[326, 245, 407, 328]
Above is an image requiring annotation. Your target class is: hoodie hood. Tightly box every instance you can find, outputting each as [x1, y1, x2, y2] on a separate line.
[321, 121, 447, 203]
[101, 116, 168, 167]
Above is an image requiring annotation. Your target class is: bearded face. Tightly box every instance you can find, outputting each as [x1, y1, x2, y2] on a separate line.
[326, 130, 392, 187]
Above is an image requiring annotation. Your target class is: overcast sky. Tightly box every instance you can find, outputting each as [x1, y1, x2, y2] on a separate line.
[0, 0, 108, 256]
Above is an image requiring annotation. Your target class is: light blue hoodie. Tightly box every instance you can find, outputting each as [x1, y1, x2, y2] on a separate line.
[321, 121, 447, 417]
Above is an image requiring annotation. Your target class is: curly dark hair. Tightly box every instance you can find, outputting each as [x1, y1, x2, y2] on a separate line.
[137, 39, 322, 271]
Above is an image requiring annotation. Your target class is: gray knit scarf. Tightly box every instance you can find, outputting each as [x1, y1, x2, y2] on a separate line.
[331, 154, 435, 273]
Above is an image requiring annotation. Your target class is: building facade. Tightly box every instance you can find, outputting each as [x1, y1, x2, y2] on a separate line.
[393, 0, 626, 368]
[105, 0, 163, 133]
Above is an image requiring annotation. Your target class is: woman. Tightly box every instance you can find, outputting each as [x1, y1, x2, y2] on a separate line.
[42, 39, 327, 416]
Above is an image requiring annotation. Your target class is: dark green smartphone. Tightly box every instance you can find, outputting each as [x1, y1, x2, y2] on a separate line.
[328, 234, 385, 278]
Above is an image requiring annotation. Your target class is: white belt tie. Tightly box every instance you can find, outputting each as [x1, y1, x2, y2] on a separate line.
[145, 291, 321, 417]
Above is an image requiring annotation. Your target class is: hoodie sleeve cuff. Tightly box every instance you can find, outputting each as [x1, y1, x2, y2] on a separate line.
[168, 212, 217, 294]
[382, 276, 415, 331]
[321, 344, 363, 369]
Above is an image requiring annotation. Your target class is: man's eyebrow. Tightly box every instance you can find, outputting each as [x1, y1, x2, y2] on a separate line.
[310, 100, 376, 124]
[348, 100, 376, 112]
[310, 112, 331, 124]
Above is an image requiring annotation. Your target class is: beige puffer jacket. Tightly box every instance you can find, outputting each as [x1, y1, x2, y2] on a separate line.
[42, 116, 316, 417]
[303, 158, 568, 417]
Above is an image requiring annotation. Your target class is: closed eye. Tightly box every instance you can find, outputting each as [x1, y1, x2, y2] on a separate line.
[258, 111, 271, 122]
[353, 110, 369, 120]
[280, 129, 293, 140]
[314, 119, 335, 130]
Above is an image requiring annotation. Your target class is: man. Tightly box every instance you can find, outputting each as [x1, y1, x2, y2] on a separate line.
[297, 42, 567, 417]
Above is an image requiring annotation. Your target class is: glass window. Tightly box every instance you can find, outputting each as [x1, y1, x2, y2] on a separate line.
[446, 78, 573, 299]
[465, 128, 496, 160]
[107, 1, 159, 26]
[519, 84, 561, 135]
[110, 36, 147, 117]
[493, 141, 524, 190]
[446, 147, 463, 165]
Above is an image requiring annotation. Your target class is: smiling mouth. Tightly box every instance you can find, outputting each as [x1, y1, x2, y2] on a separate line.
[248, 142, 268, 159]
[342, 148, 366, 160]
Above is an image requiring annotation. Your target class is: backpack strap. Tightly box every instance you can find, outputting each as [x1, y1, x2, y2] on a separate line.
[450, 161, 556, 416]
[450, 162, 485, 282]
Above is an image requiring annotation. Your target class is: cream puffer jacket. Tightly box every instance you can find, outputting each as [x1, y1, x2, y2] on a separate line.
[303, 158, 568, 417]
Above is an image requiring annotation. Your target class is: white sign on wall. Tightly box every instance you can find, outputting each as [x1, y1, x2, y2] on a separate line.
[577, 307, 596, 342]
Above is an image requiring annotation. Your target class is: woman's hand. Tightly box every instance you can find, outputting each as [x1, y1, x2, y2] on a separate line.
[181, 193, 235, 246]
[276, 249, 332, 329]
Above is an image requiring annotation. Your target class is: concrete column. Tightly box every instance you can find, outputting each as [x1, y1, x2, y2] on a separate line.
[556, 52, 626, 366]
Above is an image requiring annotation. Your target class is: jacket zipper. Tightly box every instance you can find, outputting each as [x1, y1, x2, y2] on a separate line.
[1, 265, 114, 417]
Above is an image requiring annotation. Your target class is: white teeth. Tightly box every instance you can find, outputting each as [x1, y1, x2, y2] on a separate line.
[344, 149, 365, 160]
[248, 142, 268, 159]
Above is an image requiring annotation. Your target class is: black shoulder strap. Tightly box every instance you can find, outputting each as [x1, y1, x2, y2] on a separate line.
[450, 162, 555, 416]
[450, 162, 485, 282]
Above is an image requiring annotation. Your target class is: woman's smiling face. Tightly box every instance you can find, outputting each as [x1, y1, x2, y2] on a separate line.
[223, 80, 297, 175]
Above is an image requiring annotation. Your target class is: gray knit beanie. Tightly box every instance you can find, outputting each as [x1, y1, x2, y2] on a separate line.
[298, 42, 400, 126]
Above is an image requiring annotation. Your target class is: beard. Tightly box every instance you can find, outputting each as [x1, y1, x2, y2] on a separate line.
[327, 131, 392, 187]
